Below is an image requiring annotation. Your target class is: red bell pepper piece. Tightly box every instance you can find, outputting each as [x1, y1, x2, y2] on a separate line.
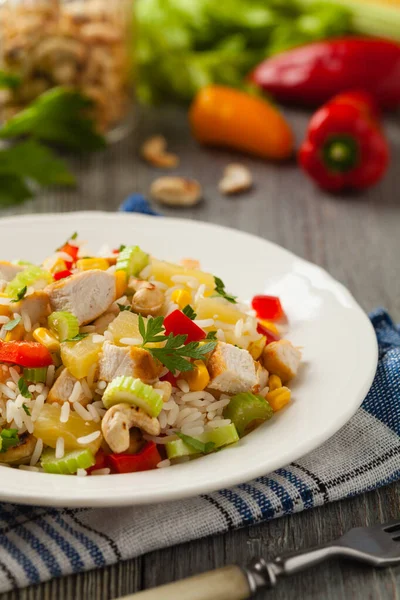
[59, 243, 79, 264]
[250, 38, 400, 110]
[54, 269, 72, 281]
[252, 295, 285, 321]
[257, 323, 280, 345]
[298, 90, 390, 192]
[164, 310, 206, 344]
[87, 449, 109, 474]
[107, 442, 161, 474]
[160, 371, 178, 387]
[0, 341, 53, 368]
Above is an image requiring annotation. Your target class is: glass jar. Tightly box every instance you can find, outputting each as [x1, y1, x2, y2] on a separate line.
[0, 0, 134, 141]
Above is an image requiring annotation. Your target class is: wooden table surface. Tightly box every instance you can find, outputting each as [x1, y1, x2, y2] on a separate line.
[1, 105, 399, 600]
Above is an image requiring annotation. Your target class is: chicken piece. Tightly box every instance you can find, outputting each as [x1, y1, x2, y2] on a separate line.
[0, 261, 24, 282]
[208, 342, 259, 395]
[47, 368, 89, 406]
[93, 312, 116, 334]
[99, 341, 162, 384]
[46, 270, 116, 325]
[13, 291, 50, 326]
[253, 362, 269, 394]
[262, 339, 301, 384]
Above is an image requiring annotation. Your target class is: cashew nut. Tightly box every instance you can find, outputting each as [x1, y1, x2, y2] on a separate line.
[154, 381, 172, 403]
[150, 177, 202, 207]
[0, 433, 36, 465]
[219, 164, 253, 195]
[141, 136, 179, 169]
[101, 403, 160, 454]
[131, 284, 165, 317]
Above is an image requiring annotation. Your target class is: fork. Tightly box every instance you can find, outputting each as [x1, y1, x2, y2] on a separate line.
[117, 520, 400, 600]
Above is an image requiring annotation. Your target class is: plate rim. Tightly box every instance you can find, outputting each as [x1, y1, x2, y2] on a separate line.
[0, 211, 378, 507]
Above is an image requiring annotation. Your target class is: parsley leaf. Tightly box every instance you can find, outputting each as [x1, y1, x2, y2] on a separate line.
[0, 70, 21, 90]
[18, 377, 32, 399]
[56, 232, 78, 251]
[176, 432, 215, 454]
[3, 315, 21, 331]
[214, 276, 237, 304]
[64, 333, 89, 343]
[206, 330, 217, 340]
[139, 315, 168, 345]
[22, 404, 31, 416]
[0, 428, 19, 453]
[118, 244, 126, 252]
[182, 305, 196, 320]
[117, 304, 131, 312]
[11, 286, 27, 303]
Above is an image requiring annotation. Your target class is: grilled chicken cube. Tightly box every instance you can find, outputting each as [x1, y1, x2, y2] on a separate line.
[99, 341, 162, 384]
[46, 270, 116, 325]
[48, 368, 89, 406]
[262, 339, 301, 383]
[208, 342, 261, 395]
[0, 261, 24, 282]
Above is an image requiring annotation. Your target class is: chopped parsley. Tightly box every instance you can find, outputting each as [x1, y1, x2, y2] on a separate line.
[22, 404, 31, 416]
[176, 432, 215, 454]
[182, 305, 196, 320]
[18, 377, 32, 399]
[64, 333, 89, 343]
[56, 231, 78, 251]
[206, 330, 217, 341]
[117, 303, 131, 312]
[0, 428, 19, 453]
[214, 276, 237, 304]
[10, 286, 27, 303]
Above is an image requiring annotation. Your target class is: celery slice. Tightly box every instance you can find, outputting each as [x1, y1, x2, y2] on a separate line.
[223, 392, 273, 437]
[48, 311, 79, 342]
[102, 376, 163, 417]
[116, 246, 149, 277]
[6, 266, 53, 298]
[23, 367, 48, 383]
[166, 424, 239, 459]
[41, 448, 95, 474]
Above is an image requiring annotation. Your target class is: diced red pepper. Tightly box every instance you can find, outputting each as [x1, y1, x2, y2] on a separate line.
[59, 243, 79, 264]
[54, 269, 72, 281]
[160, 371, 178, 387]
[164, 310, 206, 344]
[257, 323, 280, 345]
[252, 295, 285, 321]
[87, 449, 108, 474]
[0, 341, 53, 368]
[107, 442, 161, 474]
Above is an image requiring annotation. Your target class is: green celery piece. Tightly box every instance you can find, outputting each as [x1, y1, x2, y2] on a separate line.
[48, 311, 79, 342]
[6, 266, 53, 299]
[41, 448, 95, 474]
[116, 246, 149, 277]
[0, 87, 106, 152]
[23, 367, 48, 383]
[102, 376, 163, 417]
[223, 392, 273, 437]
[166, 423, 239, 459]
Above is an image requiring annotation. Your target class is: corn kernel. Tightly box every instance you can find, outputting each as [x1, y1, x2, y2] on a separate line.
[170, 289, 192, 310]
[76, 258, 109, 272]
[182, 360, 210, 391]
[33, 327, 60, 352]
[268, 374, 282, 391]
[42, 256, 67, 274]
[248, 335, 267, 360]
[5, 323, 25, 342]
[258, 319, 280, 336]
[115, 270, 128, 299]
[266, 386, 291, 412]
[0, 304, 11, 318]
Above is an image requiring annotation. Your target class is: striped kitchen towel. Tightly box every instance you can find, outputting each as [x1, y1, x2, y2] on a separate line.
[0, 307, 398, 592]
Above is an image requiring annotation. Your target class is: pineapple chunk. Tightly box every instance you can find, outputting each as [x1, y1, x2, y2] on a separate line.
[61, 334, 103, 379]
[107, 311, 143, 346]
[33, 403, 102, 454]
[196, 297, 248, 326]
[151, 258, 215, 292]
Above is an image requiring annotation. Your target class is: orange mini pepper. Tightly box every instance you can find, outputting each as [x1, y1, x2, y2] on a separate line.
[189, 85, 293, 160]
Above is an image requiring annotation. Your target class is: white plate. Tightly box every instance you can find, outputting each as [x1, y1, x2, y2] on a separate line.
[0, 212, 377, 507]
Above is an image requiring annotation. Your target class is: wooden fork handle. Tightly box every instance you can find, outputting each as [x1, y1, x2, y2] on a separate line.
[114, 565, 252, 600]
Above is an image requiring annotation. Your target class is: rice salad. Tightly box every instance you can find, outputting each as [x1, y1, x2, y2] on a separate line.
[0, 234, 301, 476]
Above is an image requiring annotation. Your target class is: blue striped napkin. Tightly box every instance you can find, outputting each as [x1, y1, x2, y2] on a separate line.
[0, 307, 398, 592]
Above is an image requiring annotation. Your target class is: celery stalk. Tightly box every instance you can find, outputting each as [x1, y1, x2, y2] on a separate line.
[116, 246, 149, 277]
[166, 424, 239, 459]
[6, 266, 52, 298]
[102, 376, 163, 417]
[41, 448, 95, 474]
[223, 392, 273, 437]
[23, 367, 47, 383]
[48, 311, 79, 342]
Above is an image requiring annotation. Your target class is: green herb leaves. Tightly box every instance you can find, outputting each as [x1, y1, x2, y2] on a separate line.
[117, 304, 132, 312]
[64, 333, 89, 343]
[0, 428, 19, 453]
[10, 286, 27, 303]
[182, 305, 196, 320]
[18, 377, 32, 399]
[214, 276, 237, 304]
[176, 432, 215, 454]
[138, 314, 216, 373]
[205, 330, 217, 340]
[22, 404, 31, 416]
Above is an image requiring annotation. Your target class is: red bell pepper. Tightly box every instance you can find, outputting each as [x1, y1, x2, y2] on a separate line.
[0, 341, 53, 368]
[257, 323, 280, 345]
[107, 442, 161, 474]
[59, 243, 79, 264]
[54, 269, 72, 281]
[160, 370, 178, 387]
[252, 295, 285, 321]
[87, 449, 108, 474]
[250, 38, 400, 110]
[298, 90, 390, 192]
[164, 310, 206, 344]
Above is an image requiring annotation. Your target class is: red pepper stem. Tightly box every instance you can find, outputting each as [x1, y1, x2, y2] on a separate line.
[322, 135, 359, 172]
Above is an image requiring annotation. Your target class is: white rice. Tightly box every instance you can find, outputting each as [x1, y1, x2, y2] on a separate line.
[60, 402, 70, 423]
[97, 380, 107, 390]
[46, 365, 56, 388]
[9, 367, 20, 385]
[119, 337, 142, 346]
[193, 319, 214, 328]
[158, 411, 168, 429]
[6, 381, 17, 391]
[176, 379, 190, 393]
[77, 468, 87, 477]
[80, 379, 93, 399]
[195, 284, 206, 304]
[21, 309, 32, 332]
[87, 364, 97, 389]
[103, 331, 113, 341]
[69, 381, 83, 404]
[73, 402, 93, 421]
[30, 394, 45, 422]
[156, 459, 171, 468]
[167, 404, 180, 426]
[28, 385, 36, 393]
[206, 398, 230, 412]
[90, 468, 111, 476]
[30, 438, 43, 466]
[0, 316, 10, 324]
[216, 329, 226, 341]
[55, 437, 65, 459]
[87, 403, 100, 423]
[92, 334, 105, 344]
[234, 319, 244, 338]
[0, 383, 16, 400]
[180, 391, 207, 403]
[35, 383, 44, 393]
[22, 410, 34, 434]
[19, 465, 40, 472]
[207, 418, 231, 428]
[181, 425, 204, 436]
[77, 431, 101, 445]
[0, 297, 11, 305]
